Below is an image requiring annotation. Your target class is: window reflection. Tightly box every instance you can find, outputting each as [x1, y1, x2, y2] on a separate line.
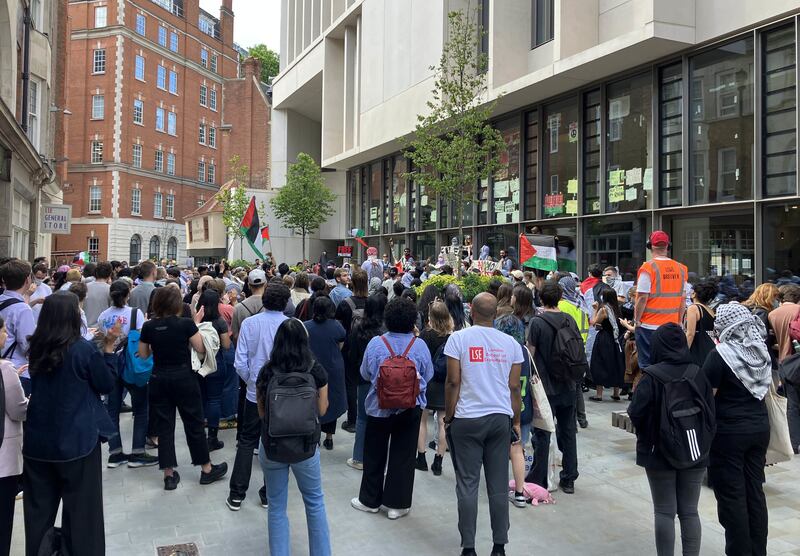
[763, 204, 800, 284]
[543, 97, 579, 218]
[493, 118, 521, 224]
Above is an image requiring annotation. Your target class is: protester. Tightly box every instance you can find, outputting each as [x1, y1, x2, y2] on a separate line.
[444, 283, 469, 331]
[768, 284, 800, 363]
[495, 283, 514, 318]
[23, 292, 117, 555]
[703, 303, 771, 556]
[291, 272, 312, 307]
[129, 260, 157, 317]
[329, 268, 353, 307]
[138, 287, 228, 490]
[305, 296, 347, 450]
[197, 289, 232, 451]
[743, 283, 781, 368]
[336, 269, 368, 431]
[84, 261, 113, 327]
[588, 288, 626, 402]
[444, 293, 523, 556]
[685, 280, 718, 367]
[351, 297, 433, 520]
[28, 262, 52, 321]
[231, 269, 267, 341]
[510, 285, 535, 331]
[628, 323, 714, 556]
[256, 318, 332, 556]
[557, 275, 589, 428]
[0, 260, 35, 395]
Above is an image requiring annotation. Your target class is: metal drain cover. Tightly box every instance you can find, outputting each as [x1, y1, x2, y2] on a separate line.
[156, 543, 200, 556]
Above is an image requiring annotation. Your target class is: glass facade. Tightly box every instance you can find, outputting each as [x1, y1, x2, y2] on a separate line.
[344, 19, 800, 281]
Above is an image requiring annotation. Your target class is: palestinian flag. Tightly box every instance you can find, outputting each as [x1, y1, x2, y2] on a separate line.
[239, 196, 265, 259]
[519, 234, 558, 272]
[261, 225, 270, 241]
[349, 228, 369, 248]
[73, 251, 91, 266]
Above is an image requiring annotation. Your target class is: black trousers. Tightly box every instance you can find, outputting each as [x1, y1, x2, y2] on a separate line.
[709, 430, 770, 556]
[229, 399, 264, 499]
[344, 365, 358, 425]
[527, 392, 578, 486]
[0, 475, 19, 556]
[149, 369, 210, 470]
[23, 443, 104, 556]
[359, 407, 422, 510]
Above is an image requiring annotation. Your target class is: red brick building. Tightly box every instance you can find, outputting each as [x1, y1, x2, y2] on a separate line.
[56, 0, 239, 263]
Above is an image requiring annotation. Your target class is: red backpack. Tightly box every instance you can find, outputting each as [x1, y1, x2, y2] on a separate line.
[377, 336, 420, 409]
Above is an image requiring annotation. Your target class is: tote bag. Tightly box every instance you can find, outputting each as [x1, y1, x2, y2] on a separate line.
[527, 348, 555, 433]
[765, 381, 794, 466]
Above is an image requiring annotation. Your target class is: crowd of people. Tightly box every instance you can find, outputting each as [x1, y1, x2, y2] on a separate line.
[0, 228, 797, 555]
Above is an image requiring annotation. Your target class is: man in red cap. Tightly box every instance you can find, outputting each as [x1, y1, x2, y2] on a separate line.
[633, 230, 688, 368]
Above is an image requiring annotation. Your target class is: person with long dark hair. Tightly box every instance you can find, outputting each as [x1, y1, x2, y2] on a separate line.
[138, 287, 228, 490]
[22, 292, 118, 555]
[416, 284, 440, 331]
[257, 318, 331, 555]
[346, 294, 387, 470]
[588, 288, 626, 402]
[198, 289, 232, 451]
[100, 279, 157, 468]
[685, 281, 718, 367]
[511, 285, 535, 331]
[444, 283, 468, 331]
[295, 276, 327, 321]
[305, 296, 347, 450]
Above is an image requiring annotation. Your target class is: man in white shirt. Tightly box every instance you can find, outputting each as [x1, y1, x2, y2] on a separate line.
[29, 262, 52, 321]
[444, 292, 522, 556]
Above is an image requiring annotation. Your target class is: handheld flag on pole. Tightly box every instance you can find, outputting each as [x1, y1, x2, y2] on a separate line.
[73, 251, 91, 266]
[239, 196, 265, 260]
[349, 228, 369, 248]
[261, 226, 270, 241]
[519, 234, 558, 272]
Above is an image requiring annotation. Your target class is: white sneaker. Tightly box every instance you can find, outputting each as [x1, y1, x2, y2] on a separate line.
[385, 507, 410, 520]
[350, 497, 379, 513]
[346, 458, 363, 470]
[509, 491, 527, 508]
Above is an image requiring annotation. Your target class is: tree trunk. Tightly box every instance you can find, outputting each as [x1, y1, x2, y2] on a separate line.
[457, 189, 465, 278]
[239, 236, 243, 261]
[301, 228, 307, 264]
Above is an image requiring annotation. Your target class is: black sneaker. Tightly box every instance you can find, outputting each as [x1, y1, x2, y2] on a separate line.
[578, 418, 589, 429]
[259, 488, 268, 508]
[208, 437, 225, 452]
[431, 454, 443, 476]
[341, 421, 356, 433]
[559, 480, 575, 494]
[460, 549, 477, 556]
[164, 471, 181, 491]
[200, 462, 228, 485]
[415, 452, 428, 471]
[226, 495, 243, 511]
[128, 453, 159, 468]
[107, 452, 129, 468]
[490, 543, 506, 556]
[322, 438, 333, 450]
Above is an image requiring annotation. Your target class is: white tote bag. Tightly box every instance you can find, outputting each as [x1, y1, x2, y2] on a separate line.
[765, 381, 794, 466]
[527, 348, 555, 433]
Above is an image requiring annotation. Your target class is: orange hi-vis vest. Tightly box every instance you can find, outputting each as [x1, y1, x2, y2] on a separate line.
[637, 258, 687, 327]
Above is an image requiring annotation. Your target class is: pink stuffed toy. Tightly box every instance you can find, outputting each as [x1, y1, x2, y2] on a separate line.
[508, 480, 555, 506]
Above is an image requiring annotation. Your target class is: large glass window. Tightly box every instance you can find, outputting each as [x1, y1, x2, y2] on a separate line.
[763, 203, 800, 283]
[660, 63, 683, 206]
[762, 24, 797, 197]
[531, 0, 554, 48]
[689, 37, 755, 204]
[348, 170, 358, 229]
[413, 232, 437, 263]
[479, 226, 518, 262]
[369, 163, 381, 235]
[391, 156, 407, 233]
[418, 181, 437, 231]
[149, 236, 160, 260]
[478, 175, 489, 225]
[584, 216, 649, 281]
[129, 235, 142, 263]
[493, 118, 521, 224]
[606, 72, 653, 212]
[543, 97, 579, 218]
[669, 213, 755, 288]
[583, 90, 601, 214]
[360, 170, 368, 233]
[524, 110, 538, 219]
[383, 162, 391, 234]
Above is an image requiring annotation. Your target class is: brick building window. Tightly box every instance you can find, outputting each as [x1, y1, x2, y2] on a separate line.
[131, 188, 141, 215]
[201, 48, 208, 68]
[167, 237, 177, 259]
[166, 194, 175, 218]
[93, 49, 106, 74]
[157, 65, 166, 89]
[169, 70, 178, 94]
[149, 236, 160, 259]
[154, 192, 163, 218]
[92, 95, 104, 119]
[135, 55, 145, 80]
[89, 185, 102, 212]
[208, 127, 216, 148]
[167, 112, 176, 135]
[135, 13, 146, 35]
[199, 85, 207, 106]
[132, 144, 142, 168]
[155, 107, 165, 131]
[94, 6, 107, 28]
[169, 31, 178, 52]
[91, 141, 103, 164]
[198, 161, 206, 182]
[210, 54, 218, 73]
[88, 237, 99, 254]
[209, 89, 217, 111]
[158, 26, 167, 47]
[154, 149, 164, 172]
[198, 123, 206, 144]
[203, 217, 209, 240]
[207, 163, 215, 184]
[167, 152, 176, 175]
[130, 234, 142, 263]
[133, 99, 143, 124]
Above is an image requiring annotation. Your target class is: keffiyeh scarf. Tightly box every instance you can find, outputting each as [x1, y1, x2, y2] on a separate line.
[714, 303, 772, 400]
[558, 276, 580, 306]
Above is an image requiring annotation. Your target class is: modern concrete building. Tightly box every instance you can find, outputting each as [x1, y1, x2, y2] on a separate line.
[272, 0, 800, 288]
[57, 0, 239, 263]
[0, 0, 62, 261]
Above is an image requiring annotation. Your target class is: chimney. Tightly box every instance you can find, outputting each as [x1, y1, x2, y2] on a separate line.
[242, 56, 262, 80]
[220, 0, 233, 45]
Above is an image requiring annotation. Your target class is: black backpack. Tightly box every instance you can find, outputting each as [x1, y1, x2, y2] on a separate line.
[432, 341, 448, 382]
[644, 364, 716, 469]
[263, 365, 320, 464]
[779, 352, 800, 386]
[538, 312, 588, 382]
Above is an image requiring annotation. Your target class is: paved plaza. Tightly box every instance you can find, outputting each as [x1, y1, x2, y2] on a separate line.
[11, 396, 800, 556]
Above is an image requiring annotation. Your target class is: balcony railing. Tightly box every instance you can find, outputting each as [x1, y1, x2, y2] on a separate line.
[151, 0, 184, 19]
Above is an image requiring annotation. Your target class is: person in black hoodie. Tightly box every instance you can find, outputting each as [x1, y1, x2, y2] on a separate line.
[628, 323, 714, 556]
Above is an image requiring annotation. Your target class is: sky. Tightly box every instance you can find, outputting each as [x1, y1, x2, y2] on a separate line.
[199, 0, 281, 53]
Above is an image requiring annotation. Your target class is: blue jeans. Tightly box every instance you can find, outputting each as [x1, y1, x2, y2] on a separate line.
[259, 442, 331, 556]
[635, 327, 655, 369]
[221, 346, 238, 419]
[107, 375, 148, 454]
[352, 383, 369, 462]
[201, 351, 227, 429]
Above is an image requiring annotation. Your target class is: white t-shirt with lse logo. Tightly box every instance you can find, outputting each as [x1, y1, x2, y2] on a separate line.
[444, 325, 524, 419]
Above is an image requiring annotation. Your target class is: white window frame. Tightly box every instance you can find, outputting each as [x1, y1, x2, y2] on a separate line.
[198, 161, 206, 182]
[93, 49, 106, 74]
[201, 48, 208, 68]
[166, 193, 175, 219]
[91, 94, 104, 120]
[158, 26, 167, 47]
[154, 149, 164, 172]
[167, 112, 177, 135]
[155, 107, 165, 132]
[209, 89, 217, 111]
[133, 99, 143, 124]
[207, 163, 215, 184]
[27, 80, 39, 149]
[132, 144, 142, 168]
[208, 126, 216, 148]
[94, 6, 107, 28]
[166, 152, 176, 175]
[91, 141, 103, 164]
[199, 85, 207, 107]
[154, 192, 163, 218]
[135, 55, 145, 81]
[89, 185, 102, 212]
[135, 13, 146, 35]
[157, 65, 166, 89]
[88, 237, 100, 253]
[199, 123, 206, 145]
[168, 70, 178, 94]
[210, 54, 218, 73]
[131, 188, 141, 215]
[169, 31, 178, 52]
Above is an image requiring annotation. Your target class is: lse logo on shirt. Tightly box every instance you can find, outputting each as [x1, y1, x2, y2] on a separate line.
[469, 347, 484, 362]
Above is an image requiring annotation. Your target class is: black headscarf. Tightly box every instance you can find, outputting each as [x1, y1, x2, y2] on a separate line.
[650, 322, 692, 366]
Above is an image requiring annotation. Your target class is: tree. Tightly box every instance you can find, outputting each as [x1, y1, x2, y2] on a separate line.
[270, 153, 336, 262]
[216, 155, 251, 258]
[247, 44, 280, 83]
[402, 6, 505, 259]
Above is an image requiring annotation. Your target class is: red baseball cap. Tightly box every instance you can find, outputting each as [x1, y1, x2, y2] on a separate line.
[649, 230, 670, 247]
